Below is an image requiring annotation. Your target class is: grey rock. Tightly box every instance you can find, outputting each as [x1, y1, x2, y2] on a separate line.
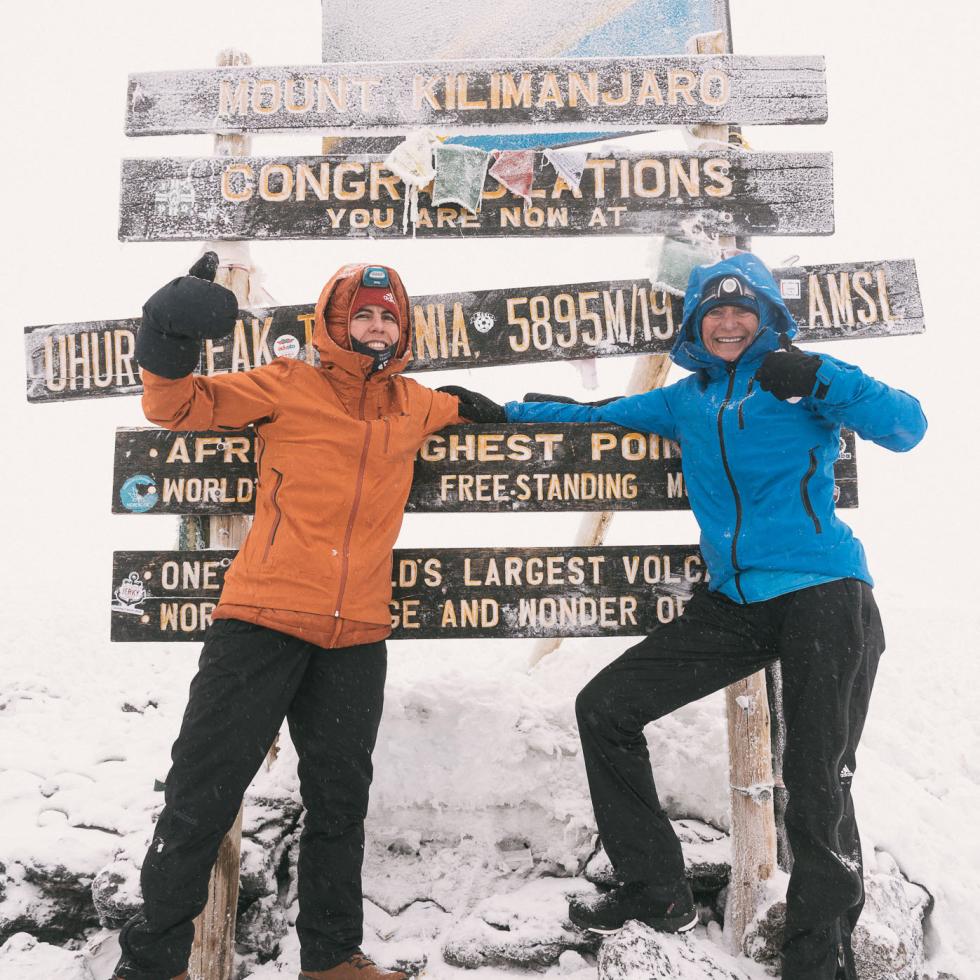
[235, 894, 287, 961]
[91, 861, 141, 929]
[741, 869, 930, 980]
[741, 897, 785, 974]
[597, 920, 750, 979]
[585, 819, 731, 893]
[441, 877, 598, 970]
[852, 872, 926, 980]
[237, 836, 278, 907]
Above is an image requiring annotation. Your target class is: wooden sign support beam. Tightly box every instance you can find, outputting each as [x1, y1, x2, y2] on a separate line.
[186, 47, 254, 980]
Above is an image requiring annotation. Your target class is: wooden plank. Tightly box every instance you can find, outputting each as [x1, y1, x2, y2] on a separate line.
[117, 151, 834, 242]
[110, 425, 859, 517]
[25, 258, 921, 403]
[321, 0, 731, 64]
[110, 545, 709, 642]
[125, 56, 827, 137]
[318, 0, 732, 152]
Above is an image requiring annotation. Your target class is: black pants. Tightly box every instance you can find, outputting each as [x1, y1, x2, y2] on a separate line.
[119, 619, 387, 978]
[575, 579, 884, 980]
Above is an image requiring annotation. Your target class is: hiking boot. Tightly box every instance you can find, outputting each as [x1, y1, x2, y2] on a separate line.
[300, 951, 408, 979]
[568, 880, 697, 935]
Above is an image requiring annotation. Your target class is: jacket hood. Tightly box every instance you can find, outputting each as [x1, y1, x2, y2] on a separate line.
[671, 253, 797, 375]
[313, 264, 413, 380]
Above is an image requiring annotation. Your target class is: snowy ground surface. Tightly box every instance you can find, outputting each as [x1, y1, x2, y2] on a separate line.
[3, 0, 980, 977]
[2, 592, 977, 977]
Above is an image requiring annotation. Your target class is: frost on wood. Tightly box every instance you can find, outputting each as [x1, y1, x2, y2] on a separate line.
[117, 151, 834, 242]
[125, 56, 828, 137]
[24, 260, 921, 404]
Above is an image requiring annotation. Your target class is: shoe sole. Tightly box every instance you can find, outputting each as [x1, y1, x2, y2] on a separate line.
[583, 910, 698, 936]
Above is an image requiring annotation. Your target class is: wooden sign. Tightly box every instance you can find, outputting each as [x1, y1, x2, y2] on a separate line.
[125, 56, 826, 137]
[111, 424, 858, 517]
[110, 545, 708, 641]
[318, 0, 731, 152]
[321, 0, 731, 64]
[118, 151, 833, 242]
[25, 260, 921, 404]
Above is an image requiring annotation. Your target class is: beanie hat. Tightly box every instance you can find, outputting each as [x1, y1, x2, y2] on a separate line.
[696, 273, 760, 329]
[323, 266, 403, 352]
[352, 282, 401, 325]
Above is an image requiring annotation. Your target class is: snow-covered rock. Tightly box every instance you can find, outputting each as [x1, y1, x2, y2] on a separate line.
[741, 862, 932, 979]
[852, 871, 930, 980]
[585, 818, 731, 893]
[441, 877, 598, 969]
[91, 860, 141, 929]
[597, 921, 750, 979]
[0, 932, 94, 979]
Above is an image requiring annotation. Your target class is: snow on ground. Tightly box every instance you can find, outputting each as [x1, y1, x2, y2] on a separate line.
[1, 583, 977, 977]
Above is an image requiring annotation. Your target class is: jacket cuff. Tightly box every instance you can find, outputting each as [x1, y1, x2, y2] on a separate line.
[504, 400, 524, 421]
[812, 358, 842, 400]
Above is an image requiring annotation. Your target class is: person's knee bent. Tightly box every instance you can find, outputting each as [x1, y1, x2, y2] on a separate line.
[575, 673, 628, 737]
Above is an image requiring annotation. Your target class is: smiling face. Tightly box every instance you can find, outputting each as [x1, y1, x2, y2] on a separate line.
[700, 304, 760, 362]
[349, 304, 400, 351]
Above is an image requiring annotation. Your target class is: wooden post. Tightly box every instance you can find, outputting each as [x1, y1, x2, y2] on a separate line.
[685, 27, 778, 954]
[767, 661, 793, 872]
[184, 47, 255, 980]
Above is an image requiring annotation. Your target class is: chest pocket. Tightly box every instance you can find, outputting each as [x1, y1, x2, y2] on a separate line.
[376, 412, 415, 457]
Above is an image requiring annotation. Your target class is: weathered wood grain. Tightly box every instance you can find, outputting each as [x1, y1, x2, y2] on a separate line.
[117, 151, 834, 242]
[26, 258, 919, 403]
[125, 56, 827, 137]
[110, 544, 708, 641]
[110, 424, 858, 517]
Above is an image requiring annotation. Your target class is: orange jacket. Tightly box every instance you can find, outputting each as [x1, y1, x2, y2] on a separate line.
[141, 263, 462, 645]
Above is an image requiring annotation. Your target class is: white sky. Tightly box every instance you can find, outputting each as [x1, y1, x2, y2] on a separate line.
[1, 0, 977, 665]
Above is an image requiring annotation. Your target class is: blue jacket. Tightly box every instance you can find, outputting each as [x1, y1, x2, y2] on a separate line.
[506, 253, 927, 604]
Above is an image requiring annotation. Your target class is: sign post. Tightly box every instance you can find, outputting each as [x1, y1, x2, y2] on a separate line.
[185, 48, 255, 980]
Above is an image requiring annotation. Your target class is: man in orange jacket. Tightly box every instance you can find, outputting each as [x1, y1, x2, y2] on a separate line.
[112, 255, 468, 980]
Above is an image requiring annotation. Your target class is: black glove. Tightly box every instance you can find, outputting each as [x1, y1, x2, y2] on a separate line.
[135, 252, 239, 379]
[437, 385, 506, 424]
[524, 392, 621, 407]
[753, 344, 821, 401]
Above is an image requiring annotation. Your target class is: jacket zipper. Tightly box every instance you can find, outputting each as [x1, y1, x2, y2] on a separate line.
[800, 448, 822, 533]
[333, 386, 371, 617]
[738, 378, 755, 430]
[383, 417, 391, 454]
[718, 366, 747, 603]
[262, 468, 284, 561]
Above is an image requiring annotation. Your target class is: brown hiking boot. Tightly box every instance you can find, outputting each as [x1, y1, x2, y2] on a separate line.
[300, 951, 408, 979]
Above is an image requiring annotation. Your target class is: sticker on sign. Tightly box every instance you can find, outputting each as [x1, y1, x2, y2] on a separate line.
[272, 334, 301, 359]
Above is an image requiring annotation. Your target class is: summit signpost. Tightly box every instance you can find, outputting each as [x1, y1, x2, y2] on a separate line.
[23, 0, 931, 973]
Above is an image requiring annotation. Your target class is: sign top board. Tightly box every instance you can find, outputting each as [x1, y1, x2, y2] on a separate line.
[124, 56, 827, 138]
[321, 0, 731, 150]
[321, 0, 730, 63]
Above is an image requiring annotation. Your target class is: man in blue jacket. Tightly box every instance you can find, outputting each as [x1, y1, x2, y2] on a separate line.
[441, 252, 926, 980]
